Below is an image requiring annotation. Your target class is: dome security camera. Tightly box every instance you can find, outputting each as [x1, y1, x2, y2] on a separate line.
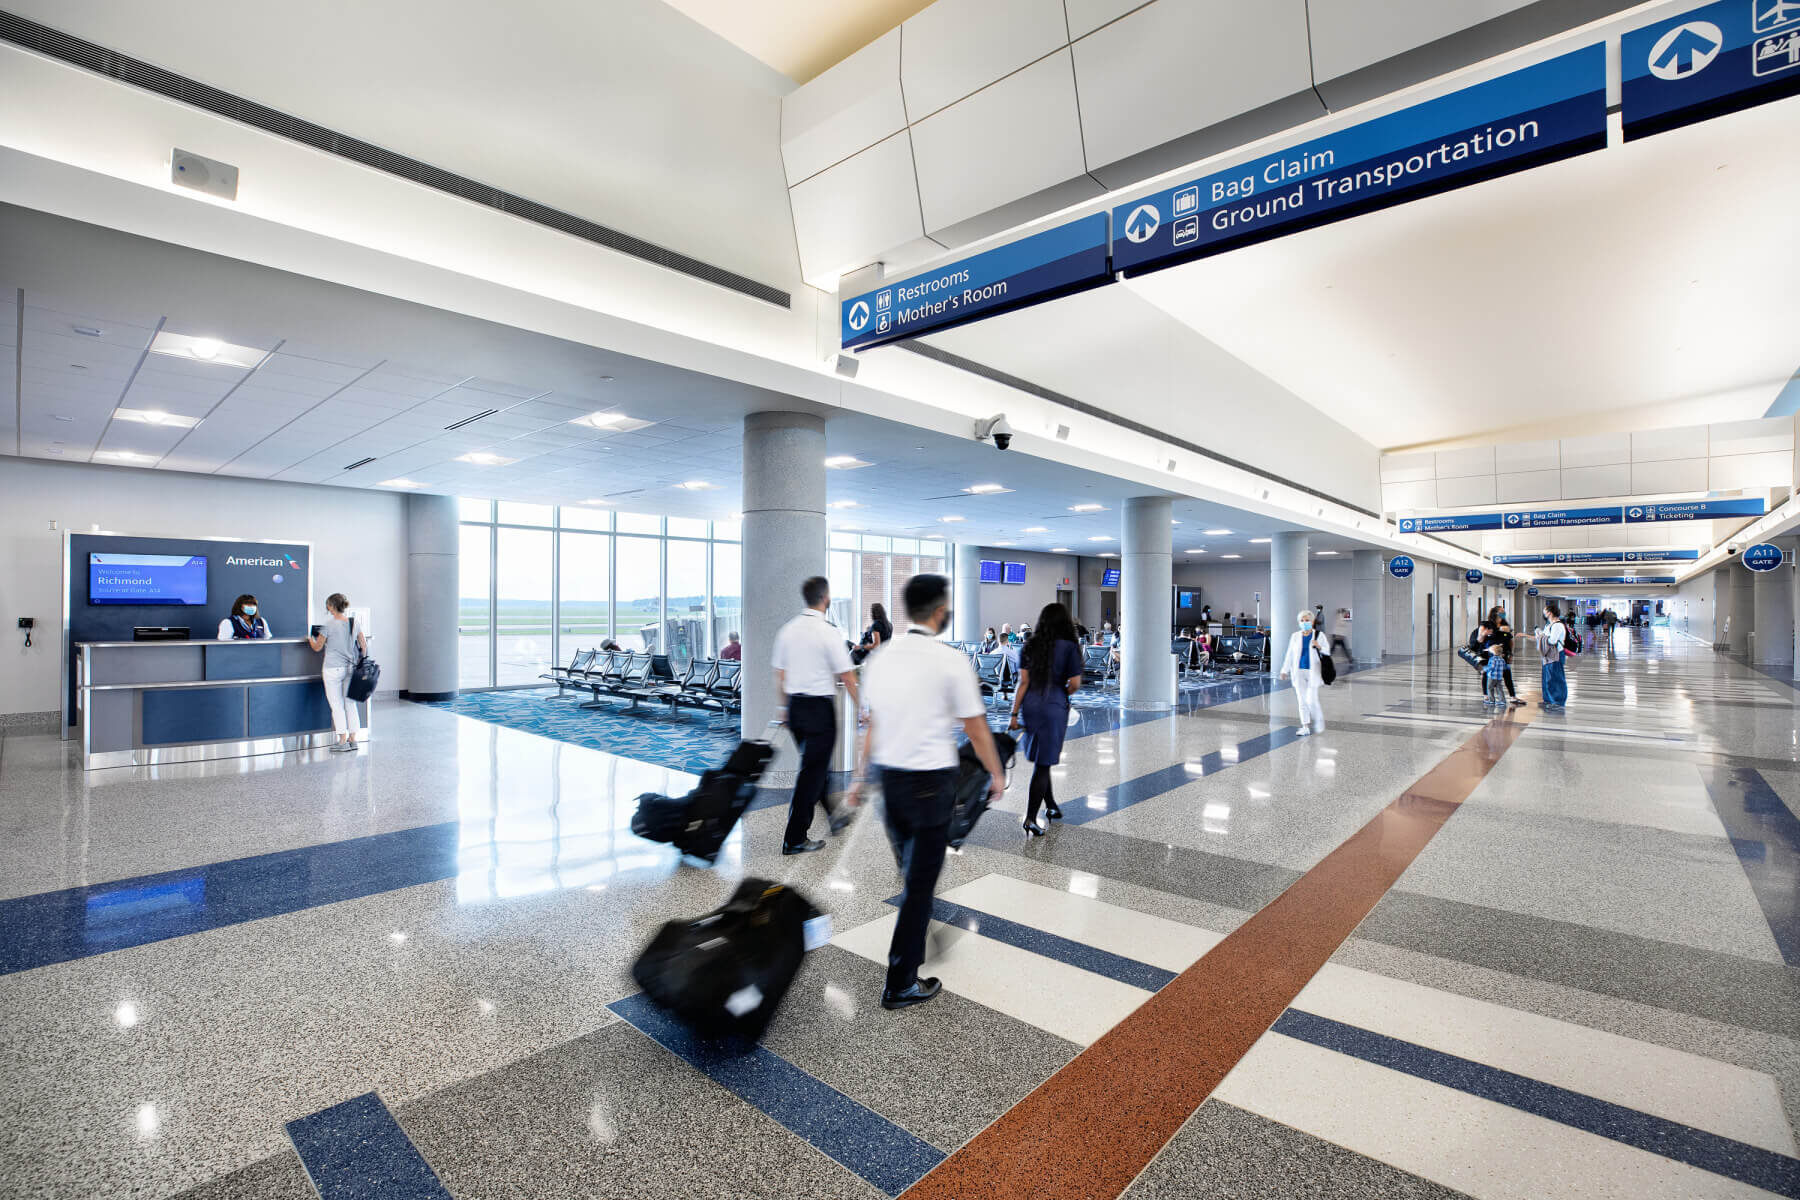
[974, 414, 1013, 450]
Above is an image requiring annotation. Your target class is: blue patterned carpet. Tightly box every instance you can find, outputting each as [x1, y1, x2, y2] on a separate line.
[418, 672, 1276, 774]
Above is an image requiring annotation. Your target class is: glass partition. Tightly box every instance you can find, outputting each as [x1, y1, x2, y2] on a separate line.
[459, 524, 493, 688]
[495, 527, 553, 685]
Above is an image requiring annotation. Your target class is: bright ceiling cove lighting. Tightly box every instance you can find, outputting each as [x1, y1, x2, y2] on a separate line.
[1204, 529, 1232, 535]
[824, 455, 872, 469]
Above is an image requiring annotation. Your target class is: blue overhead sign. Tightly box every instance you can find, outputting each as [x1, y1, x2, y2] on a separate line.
[1527, 587, 1541, 596]
[1398, 513, 1504, 533]
[1491, 550, 1703, 564]
[1621, 0, 1800, 142]
[1388, 555, 1415, 579]
[1743, 542, 1785, 571]
[1504, 578, 1520, 590]
[1532, 576, 1679, 585]
[1466, 569, 1484, 583]
[840, 214, 1110, 351]
[1111, 45, 1606, 275]
[1501, 506, 1623, 530]
[1625, 498, 1767, 522]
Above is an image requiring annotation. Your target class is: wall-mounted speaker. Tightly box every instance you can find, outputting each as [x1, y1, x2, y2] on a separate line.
[832, 355, 859, 379]
[171, 148, 238, 200]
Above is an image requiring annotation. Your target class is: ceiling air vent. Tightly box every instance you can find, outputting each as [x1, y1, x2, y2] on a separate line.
[341, 456, 377, 472]
[444, 408, 499, 431]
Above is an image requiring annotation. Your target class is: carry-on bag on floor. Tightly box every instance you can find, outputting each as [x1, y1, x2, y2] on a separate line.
[947, 730, 1017, 848]
[630, 877, 827, 1041]
[631, 739, 776, 864]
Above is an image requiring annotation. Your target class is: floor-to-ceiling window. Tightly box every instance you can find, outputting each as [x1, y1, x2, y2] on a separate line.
[494, 505, 554, 686]
[614, 526, 663, 654]
[713, 540, 742, 656]
[665, 536, 708, 671]
[458, 500, 495, 689]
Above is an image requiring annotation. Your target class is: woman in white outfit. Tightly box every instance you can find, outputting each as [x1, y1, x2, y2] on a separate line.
[308, 592, 367, 752]
[1278, 609, 1328, 736]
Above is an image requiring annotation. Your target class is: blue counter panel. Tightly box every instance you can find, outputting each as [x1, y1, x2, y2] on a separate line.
[248, 680, 334, 737]
[143, 687, 245, 745]
[206, 644, 282, 681]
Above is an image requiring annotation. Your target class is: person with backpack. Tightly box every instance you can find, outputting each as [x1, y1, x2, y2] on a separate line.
[1535, 601, 1571, 710]
[308, 592, 368, 752]
[1278, 609, 1329, 736]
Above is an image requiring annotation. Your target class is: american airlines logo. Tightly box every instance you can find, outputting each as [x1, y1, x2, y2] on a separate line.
[226, 555, 301, 568]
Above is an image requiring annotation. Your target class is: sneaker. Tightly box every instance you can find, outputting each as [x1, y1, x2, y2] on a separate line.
[329, 741, 354, 753]
[1296, 726, 1312, 737]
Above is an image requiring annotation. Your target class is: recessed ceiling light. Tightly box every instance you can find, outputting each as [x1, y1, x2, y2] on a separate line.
[1087, 535, 1112, 542]
[828, 500, 861, 509]
[965, 483, 1011, 495]
[72, 325, 101, 337]
[923, 533, 945, 540]
[1022, 526, 1048, 533]
[1050, 548, 1070, 553]
[1204, 528, 1232, 535]
[379, 478, 425, 488]
[1316, 550, 1339, 556]
[992, 541, 1016, 546]
[113, 408, 201, 429]
[1221, 553, 1241, 559]
[456, 451, 518, 466]
[940, 515, 965, 523]
[1249, 538, 1271, 544]
[96, 450, 151, 462]
[579, 498, 612, 506]
[676, 480, 718, 491]
[1171, 519, 1180, 525]
[1069, 503, 1106, 513]
[571, 411, 654, 433]
[1187, 549, 1208, 555]
[824, 455, 872, 469]
[148, 331, 264, 368]
[1099, 552, 1118, 558]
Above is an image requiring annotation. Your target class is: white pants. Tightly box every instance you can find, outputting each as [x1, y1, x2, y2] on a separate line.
[322, 667, 360, 738]
[1294, 680, 1324, 731]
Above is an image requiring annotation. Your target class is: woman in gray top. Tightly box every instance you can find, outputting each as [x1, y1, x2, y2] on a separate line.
[308, 592, 367, 751]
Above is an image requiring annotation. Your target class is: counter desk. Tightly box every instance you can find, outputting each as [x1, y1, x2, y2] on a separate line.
[75, 638, 370, 769]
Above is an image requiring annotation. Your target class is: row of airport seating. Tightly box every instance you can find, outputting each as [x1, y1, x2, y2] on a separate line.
[540, 648, 741, 722]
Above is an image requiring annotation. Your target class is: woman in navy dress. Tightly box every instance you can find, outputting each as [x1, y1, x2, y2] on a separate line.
[1008, 604, 1085, 836]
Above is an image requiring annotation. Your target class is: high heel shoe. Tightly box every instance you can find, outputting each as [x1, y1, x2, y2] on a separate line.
[1043, 800, 1063, 821]
[1022, 820, 1046, 837]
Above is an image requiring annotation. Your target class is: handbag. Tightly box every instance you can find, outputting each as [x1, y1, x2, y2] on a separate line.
[1318, 640, 1336, 686]
[345, 617, 381, 702]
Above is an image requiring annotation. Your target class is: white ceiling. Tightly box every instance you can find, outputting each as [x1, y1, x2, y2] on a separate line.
[1, 205, 1368, 562]
[660, 0, 934, 83]
[1121, 93, 1800, 450]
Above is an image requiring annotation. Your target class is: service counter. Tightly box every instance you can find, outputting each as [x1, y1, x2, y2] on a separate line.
[74, 638, 370, 769]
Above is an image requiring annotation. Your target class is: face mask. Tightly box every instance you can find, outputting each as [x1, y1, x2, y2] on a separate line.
[243, 606, 257, 616]
[1300, 619, 1313, 628]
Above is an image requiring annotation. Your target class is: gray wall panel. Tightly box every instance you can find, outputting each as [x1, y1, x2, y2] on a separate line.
[901, 0, 1070, 119]
[781, 31, 908, 186]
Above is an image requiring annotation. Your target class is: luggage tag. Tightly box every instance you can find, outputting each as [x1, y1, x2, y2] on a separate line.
[802, 914, 833, 952]
[724, 984, 764, 1017]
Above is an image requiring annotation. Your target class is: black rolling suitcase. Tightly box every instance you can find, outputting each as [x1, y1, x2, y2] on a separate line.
[630, 877, 826, 1040]
[947, 730, 1016, 848]
[631, 740, 776, 864]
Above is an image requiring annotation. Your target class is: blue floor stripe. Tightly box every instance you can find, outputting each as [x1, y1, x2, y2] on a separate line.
[1057, 724, 1305, 825]
[1272, 1010, 1800, 1197]
[1702, 766, 1800, 966]
[286, 1092, 453, 1200]
[0, 821, 463, 977]
[608, 992, 944, 1196]
[886, 896, 1178, 992]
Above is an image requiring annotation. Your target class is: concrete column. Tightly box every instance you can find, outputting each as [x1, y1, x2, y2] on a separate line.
[403, 493, 459, 700]
[1120, 497, 1175, 709]
[954, 543, 982, 643]
[1352, 549, 1385, 664]
[1269, 531, 1309, 674]
[740, 411, 826, 743]
[1754, 540, 1795, 666]
[1730, 564, 1754, 655]
[1711, 567, 1733, 649]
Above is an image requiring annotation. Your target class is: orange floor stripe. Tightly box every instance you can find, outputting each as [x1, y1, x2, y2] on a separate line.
[901, 708, 1535, 1200]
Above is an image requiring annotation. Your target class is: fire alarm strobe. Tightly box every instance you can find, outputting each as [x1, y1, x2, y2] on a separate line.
[170, 149, 239, 201]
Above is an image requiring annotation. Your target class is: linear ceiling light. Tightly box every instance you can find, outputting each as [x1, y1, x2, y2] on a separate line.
[1069, 503, 1106, 513]
[148, 331, 265, 369]
[456, 451, 517, 466]
[112, 408, 201, 428]
[965, 483, 1011, 495]
[824, 455, 872, 469]
[571, 411, 655, 433]
[378, 478, 425, 489]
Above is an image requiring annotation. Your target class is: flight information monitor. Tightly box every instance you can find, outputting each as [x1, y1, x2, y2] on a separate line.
[1002, 561, 1027, 585]
[88, 553, 208, 605]
[1102, 567, 1121, 587]
[979, 559, 1003, 583]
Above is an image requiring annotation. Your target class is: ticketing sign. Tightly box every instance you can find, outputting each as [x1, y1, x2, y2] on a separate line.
[1531, 576, 1679, 585]
[1621, 0, 1800, 142]
[1490, 550, 1703, 564]
[840, 214, 1110, 351]
[1625, 498, 1767, 522]
[1111, 45, 1606, 275]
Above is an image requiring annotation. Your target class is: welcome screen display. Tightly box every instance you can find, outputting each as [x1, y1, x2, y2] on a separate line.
[88, 553, 208, 605]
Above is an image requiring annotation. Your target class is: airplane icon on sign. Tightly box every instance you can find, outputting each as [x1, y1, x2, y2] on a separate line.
[1754, 0, 1800, 33]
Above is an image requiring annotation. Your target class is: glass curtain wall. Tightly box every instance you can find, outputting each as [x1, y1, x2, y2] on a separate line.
[456, 503, 745, 690]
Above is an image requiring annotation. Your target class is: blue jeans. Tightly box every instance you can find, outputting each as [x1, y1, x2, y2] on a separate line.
[1541, 656, 1568, 706]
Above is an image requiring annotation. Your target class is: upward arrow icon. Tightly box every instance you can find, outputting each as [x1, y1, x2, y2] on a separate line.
[1653, 24, 1721, 75]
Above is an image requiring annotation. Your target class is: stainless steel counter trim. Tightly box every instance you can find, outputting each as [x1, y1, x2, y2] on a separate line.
[74, 637, 318, 648]
[81, 675, 323, 692]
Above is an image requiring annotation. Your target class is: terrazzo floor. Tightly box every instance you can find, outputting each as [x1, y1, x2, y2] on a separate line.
[1, 630, 1796, 1199]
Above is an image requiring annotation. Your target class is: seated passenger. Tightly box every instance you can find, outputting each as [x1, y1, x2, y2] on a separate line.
[719, 632, 742, 661]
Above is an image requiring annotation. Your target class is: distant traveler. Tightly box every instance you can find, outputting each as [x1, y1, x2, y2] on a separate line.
[308, 593, 367, 752]
[1199, 604, 1213, 624]
[1278, 608, 1328, 736]
[1485, 607, 1524, 706]
[853, 574, 1004, 1010]
[218, 593, 272, 640]
[1536, 602, 1569, 710]
[853, 603, 892, 665]
[1329, 607, 1351, 658]
[771, 576, 860, 855]
[1482, 637, 1511, 708]
[719, 632, 742, 662]
[1007, 603, 1084, 836]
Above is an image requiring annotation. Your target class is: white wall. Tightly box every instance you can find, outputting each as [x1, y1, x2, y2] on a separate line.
[1166, 559, 1353, 627]
[969, 547, 1079, 635]
[0, 457, 408, 718]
